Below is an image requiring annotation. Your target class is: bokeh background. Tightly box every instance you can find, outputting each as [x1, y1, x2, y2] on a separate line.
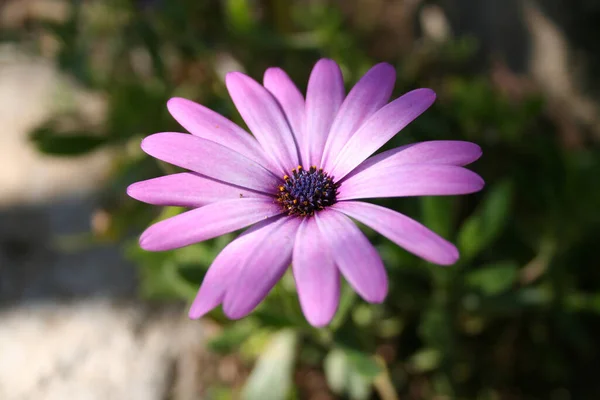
[1, 0, 600, 399]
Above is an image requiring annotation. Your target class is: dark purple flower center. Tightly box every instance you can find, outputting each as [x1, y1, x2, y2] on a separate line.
[275, 165, 339, 217]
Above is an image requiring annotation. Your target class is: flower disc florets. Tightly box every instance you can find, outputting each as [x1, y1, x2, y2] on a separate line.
[276, 165, 340, 217]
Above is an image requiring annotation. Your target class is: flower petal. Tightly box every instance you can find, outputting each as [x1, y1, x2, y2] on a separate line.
[321, 63, 396, 170]
[139, 198, 282, 251]
[329, 88, 436, 180]
[347, 140, 482, 180]
[167, 97, 269, 167]
[315, 209, 388, 303]
[293, 217, 340, 327]
[226, 72, 299, 174]
[127, 172, 271, 208]
[141, 132, 279, 193]
[333, 201, 459, 265]
[263, 67, 307, 165]
[338, 164, 484, 200]
[305, 59, 345, 167]
[223, 216, 300, 319]
[188, 217, 281, 319]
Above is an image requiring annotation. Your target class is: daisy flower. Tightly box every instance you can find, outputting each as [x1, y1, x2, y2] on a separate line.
[127, 59, 484, 327]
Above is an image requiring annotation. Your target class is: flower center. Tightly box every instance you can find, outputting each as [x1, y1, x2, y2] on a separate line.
[275, 165, 339, 217]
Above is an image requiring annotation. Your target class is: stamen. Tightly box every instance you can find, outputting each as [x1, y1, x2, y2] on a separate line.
[275, 166, 340, 217]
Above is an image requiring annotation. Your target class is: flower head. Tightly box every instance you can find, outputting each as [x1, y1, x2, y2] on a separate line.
[127, 59, 484, 327]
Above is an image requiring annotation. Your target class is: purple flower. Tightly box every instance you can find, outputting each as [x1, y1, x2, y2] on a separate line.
[127, 59, 484, 327]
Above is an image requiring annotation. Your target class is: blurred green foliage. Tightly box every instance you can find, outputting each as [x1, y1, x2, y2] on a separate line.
[11, 0, 600, 398]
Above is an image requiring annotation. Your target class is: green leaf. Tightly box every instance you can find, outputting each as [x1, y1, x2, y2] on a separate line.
[418, 306, 453, 350]
[466, 261, 519, 295]
[409, 348, 442, 372]
[175, 236, 233, 286]
[176, 262, 208, 287]
[252, 309, 297, 328]
[241, 330, 298, 400]
[31, 126, 106, 156]
[345, 349, 382, 379]
[324, 348, 375, 400]
[458, 180, 513, 260]
[323, 349, 347, 395]
[421, 196, 456, 239]
[206, 385, 234, 400]
[126, 237, 197, 300]
[225, 0, 255, 32]
[332, 318, 366, 352]
[207, 321, 257, 354]
[347, 374, 371, 400]
[330, 282, 358, 330]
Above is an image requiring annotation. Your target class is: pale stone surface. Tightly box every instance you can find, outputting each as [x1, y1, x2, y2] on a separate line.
[0, 45, 111, 207]
[0, 46, 134, 303]
[0, 302, 205, 400]
[0, 48, 205, 400]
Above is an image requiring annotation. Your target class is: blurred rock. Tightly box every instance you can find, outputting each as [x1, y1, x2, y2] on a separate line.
[0, 46, 132, 302]
[0, 199, 137, 302]
[0, 47, 206, 400]
[0, 45, 110, 208]
[0, 302, 205, 400]
[0, 0, 69, 28]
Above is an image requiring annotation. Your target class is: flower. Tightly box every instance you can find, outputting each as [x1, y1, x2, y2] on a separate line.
[127, 59, 484, 327]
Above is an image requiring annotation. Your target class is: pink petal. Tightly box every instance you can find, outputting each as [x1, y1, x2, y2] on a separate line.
[226, 72, 299, 174]
[127, 172, 271, 208]
[188, 217, 281, 319]
[329, 89, 436, 180]
[223, 216, 301, 319]
[315, 209, 388, 303]
[167, 97, 269, 168]
[305, 59, 345, 167]
[263, 67, 307, 166]
[321, 63, 396, 170]
[139, 198, 282, 251]
[292, 217, 340, 327]
[333, 201, 459, 265]
[347, 140, 482, 179]
[338, 164, 484, 200]
[141, 132, 280, 193]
